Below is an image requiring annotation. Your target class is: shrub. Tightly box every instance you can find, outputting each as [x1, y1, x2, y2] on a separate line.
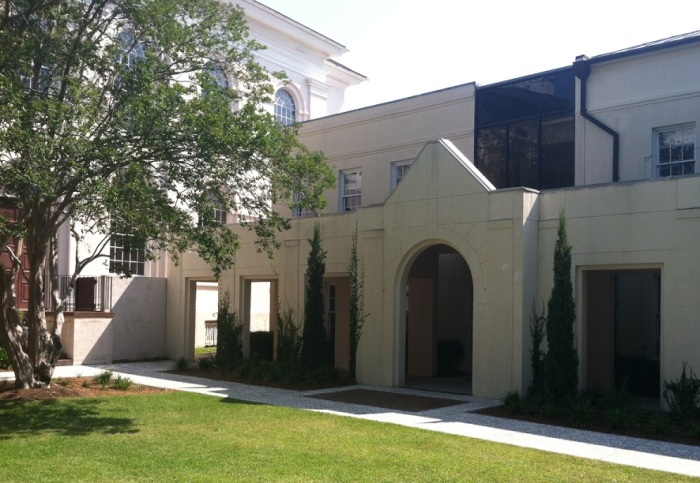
[198, 354, 216, 371]
[112, 375, 133, 390]
[276, 308, 303, 371]
[173, 357, 191, 371]
[528, 301, 546, 397]
[545, 212, 578, 399]
[215, 291, 243, 370]
[0, 346, 10, 369]
[250, 331, 274, 362]
[605, 407, 634, 430]
[663, 361, 700, 420]
[348, 222, 368, 379]
[302, 223, 329, 368]
[502, 390, 522, 414]
[93, 370, 113, 389]
[639, 411, 671, 435]
[567, 395, 593, 428]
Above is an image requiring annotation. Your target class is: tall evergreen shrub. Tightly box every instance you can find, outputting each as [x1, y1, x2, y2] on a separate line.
[348, 223, 367, 379]
[301, 223, 328, 368]
[215, 291, 243, 369]
[545, 212, 579, 398]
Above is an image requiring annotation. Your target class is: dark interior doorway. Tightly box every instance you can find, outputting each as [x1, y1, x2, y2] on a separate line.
[404, 245, 473, 395]
[586, 270, 660, 399]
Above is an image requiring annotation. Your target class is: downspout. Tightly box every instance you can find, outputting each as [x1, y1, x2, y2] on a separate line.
[573, 56, 620, 182]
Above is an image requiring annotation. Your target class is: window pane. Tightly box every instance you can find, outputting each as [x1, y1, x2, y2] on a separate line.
[275, 90, 295, 126]
[476, 126, 507, 188]
[540, 115, 575, 189]
[508, 119, 539, 189]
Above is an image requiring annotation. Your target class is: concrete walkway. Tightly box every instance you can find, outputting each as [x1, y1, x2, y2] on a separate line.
[4, 361, 700, 478]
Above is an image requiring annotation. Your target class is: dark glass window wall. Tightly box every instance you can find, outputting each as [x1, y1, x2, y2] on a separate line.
[476, 69, 575, 190]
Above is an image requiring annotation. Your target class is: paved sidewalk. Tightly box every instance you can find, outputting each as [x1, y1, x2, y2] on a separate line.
[4, 361, 700, 478]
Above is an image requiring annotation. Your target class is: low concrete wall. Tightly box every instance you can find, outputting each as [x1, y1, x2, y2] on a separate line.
[49, 312, 114, 365]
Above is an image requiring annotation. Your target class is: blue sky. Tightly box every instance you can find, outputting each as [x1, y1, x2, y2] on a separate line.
[259, 0, 699, 111]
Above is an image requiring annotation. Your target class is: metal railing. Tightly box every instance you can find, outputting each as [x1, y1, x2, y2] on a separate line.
[45, 275, 113, 312]
[205, 320, 218, 347]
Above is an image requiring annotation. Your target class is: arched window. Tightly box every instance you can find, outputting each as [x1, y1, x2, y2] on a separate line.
[275, 89, 295, 126]
[118, 31, 146, 68]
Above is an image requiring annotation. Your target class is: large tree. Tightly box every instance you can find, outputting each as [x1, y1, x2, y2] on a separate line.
[0, 0, 334, 388]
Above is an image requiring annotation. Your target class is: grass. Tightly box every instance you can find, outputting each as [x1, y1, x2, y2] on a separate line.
[0, 392, 690, 481]
[195, 346, 216, 356]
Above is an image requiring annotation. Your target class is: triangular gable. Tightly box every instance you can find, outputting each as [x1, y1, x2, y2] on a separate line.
[385, 139, 494, 205]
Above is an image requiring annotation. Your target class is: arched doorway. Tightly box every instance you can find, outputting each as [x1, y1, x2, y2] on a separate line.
[403, 244, 473, 394]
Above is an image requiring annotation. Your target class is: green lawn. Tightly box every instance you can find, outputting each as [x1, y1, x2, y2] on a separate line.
[0, 392, 690, 482]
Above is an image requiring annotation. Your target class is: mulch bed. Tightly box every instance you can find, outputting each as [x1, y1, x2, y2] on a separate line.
[476, 404, 700, 447]
[0, 377, 170, 401]
[309, 388, 466, 412]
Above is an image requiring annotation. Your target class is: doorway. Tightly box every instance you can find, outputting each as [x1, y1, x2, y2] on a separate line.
[586, 270, 661, 399]
[403, 245, 473, 394]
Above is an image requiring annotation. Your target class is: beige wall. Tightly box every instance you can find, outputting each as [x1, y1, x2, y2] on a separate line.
[300, 84, 476, 213]
[578, 43, 700, 184]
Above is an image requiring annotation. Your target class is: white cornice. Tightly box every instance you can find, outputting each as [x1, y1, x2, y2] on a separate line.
[236, 0, 348, 58]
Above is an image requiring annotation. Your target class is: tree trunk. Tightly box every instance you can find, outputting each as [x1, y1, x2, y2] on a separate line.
[0, 254, 36, 389]
[26, 235, 61, 386]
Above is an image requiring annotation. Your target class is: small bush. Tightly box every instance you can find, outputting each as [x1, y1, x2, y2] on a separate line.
[567, 396, 593, 428]
[663, 361, 700, 420]
[605, 406, 634, 430]
[685, 421, 700, 440]
[112, 375, 133, 390]
[639, 411, 671, 435]
[82, 379, 91, 388]
[57, 379, 70, 387]
[276, 308, 303, 371]
[93, 371, 113, 389]
[534, 397, 558, 419]
[198, 354, 216, 371]
[502, 390, 522, 414]
[0, 346, 10, 369]
[173, 357, 191, 371]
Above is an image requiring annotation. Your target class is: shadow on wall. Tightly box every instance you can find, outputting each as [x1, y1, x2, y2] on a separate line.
[108, 277, 167, 362]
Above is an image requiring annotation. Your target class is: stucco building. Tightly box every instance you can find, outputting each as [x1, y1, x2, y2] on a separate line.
[50, 0, 364, 364]
[166, 31, 700, 403]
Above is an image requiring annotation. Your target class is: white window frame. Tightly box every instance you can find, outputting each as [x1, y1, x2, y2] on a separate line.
[391, 160, 412, 190]
[292, 191, 315, 218]
[340, 169, 361, 212]
[275, 89, 296, 126]
[654, 123, 696, 178]
[109, 232, 145, 276]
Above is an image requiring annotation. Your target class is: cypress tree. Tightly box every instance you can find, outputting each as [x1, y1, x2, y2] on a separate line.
[545, 212, 579, 398]
[302, 223, 328, 368]
[348, 223, 367, 379]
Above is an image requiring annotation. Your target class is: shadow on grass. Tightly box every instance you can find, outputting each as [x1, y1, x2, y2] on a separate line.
[0, 398, 138, 439]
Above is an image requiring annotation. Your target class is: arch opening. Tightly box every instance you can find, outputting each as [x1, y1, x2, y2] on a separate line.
[402, 244, 474, 394]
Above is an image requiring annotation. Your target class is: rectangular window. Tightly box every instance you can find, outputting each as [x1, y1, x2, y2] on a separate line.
[655, 124, 696, 177]
[340, 170, 361, 212]
[293, 191, 315, 218]
[109, 232, 145, 276]
[391, 161, 412, 190]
